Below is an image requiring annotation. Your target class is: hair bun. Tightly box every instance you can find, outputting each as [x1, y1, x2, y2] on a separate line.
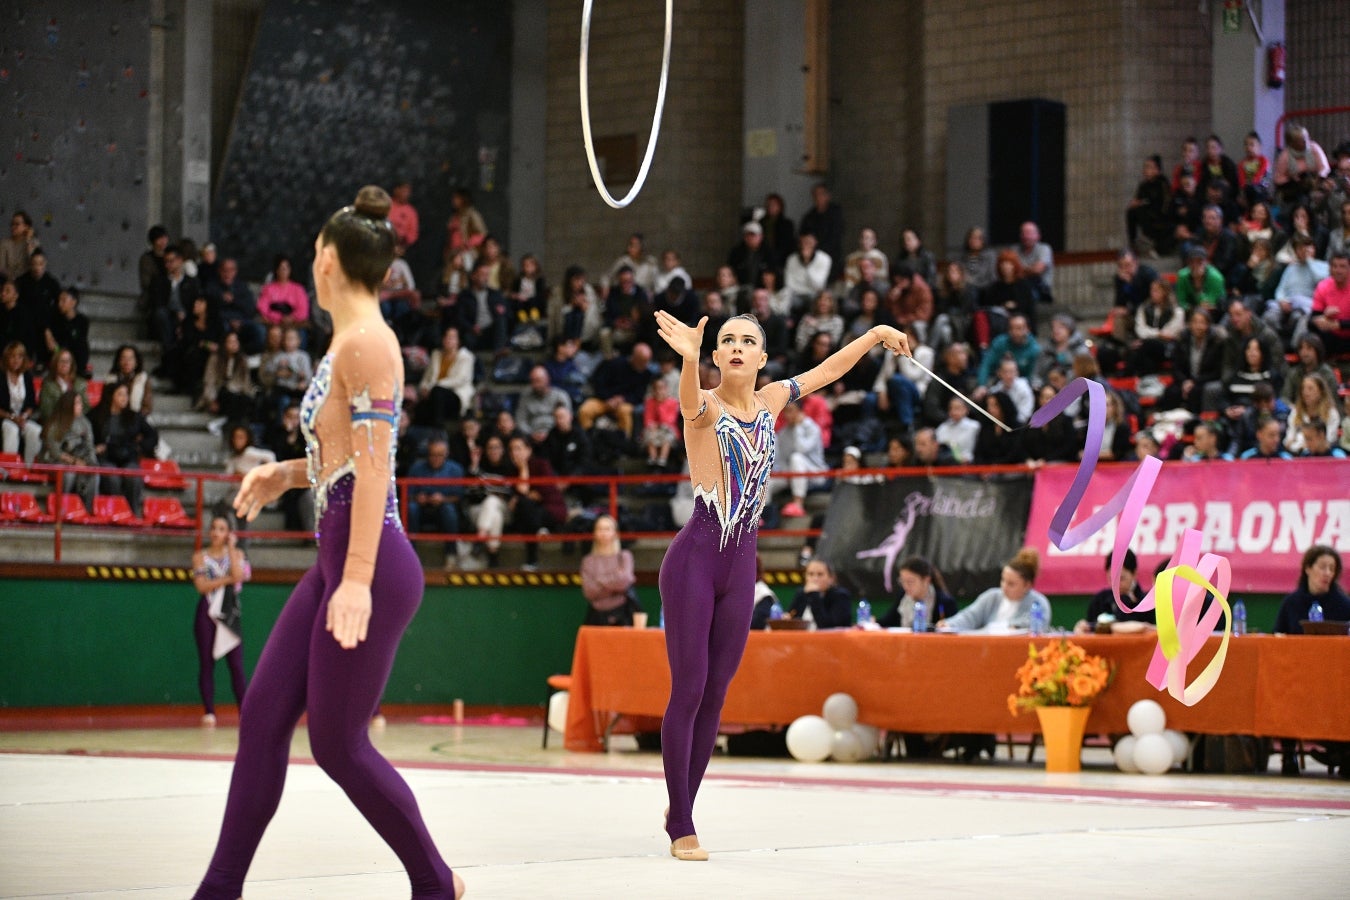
[353, 185, 391, 220]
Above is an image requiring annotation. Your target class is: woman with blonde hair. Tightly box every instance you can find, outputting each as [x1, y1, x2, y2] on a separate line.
[1285, 373, 1340, 454]
[580, 514, 638, 625]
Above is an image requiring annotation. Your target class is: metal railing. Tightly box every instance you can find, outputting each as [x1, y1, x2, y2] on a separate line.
[2, 458, 1043, 564]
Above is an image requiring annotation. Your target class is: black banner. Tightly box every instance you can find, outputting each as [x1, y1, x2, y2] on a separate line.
[815, 474, 1032, 603]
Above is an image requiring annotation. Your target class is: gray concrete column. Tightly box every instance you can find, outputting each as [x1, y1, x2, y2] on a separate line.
[510, 0, 548, 258]
[743, 0, 814, 217]
[180, 0, 212, 241]
[1211, 0, 1284, 150]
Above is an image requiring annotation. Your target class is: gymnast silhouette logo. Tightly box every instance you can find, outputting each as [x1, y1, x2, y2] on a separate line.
[854, 487, 999, 591]
[855, 492, 927, 593]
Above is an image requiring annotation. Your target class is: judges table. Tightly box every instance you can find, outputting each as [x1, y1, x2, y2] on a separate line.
[563, 627, 1350, 752]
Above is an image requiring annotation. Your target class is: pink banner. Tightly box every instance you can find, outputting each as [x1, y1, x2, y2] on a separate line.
[1028, 458, 1350, 594]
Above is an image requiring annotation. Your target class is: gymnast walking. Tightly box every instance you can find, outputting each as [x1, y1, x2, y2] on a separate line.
[653, 308, 909, 860]
[194, 188, 463, 899]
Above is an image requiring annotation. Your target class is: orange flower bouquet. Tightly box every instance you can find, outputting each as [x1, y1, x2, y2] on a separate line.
[1007, 639, 1115, 715]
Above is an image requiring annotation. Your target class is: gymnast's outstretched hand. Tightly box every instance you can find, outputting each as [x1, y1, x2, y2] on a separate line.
[869, 324, 912, 357]
[655, 310, 707, 361]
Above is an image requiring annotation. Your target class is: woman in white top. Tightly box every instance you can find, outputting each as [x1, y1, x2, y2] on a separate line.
[939, 548, 1050, 632]
[418, 326, 476, 424]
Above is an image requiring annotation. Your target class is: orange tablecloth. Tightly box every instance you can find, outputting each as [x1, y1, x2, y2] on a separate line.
[563, 628, 1350, 751]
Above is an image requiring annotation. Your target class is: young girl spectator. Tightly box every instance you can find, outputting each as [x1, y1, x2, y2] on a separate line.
[509, 254, 548, 329]
[261, 326, 312, 413]
[38, 390, 98, 510]
[642, 377, 680, 470]
[109, 344, 154, 418]
[1237, 131, 1271, 208]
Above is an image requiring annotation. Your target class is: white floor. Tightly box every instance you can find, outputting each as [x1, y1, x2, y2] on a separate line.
[1, 727, 1348, 899]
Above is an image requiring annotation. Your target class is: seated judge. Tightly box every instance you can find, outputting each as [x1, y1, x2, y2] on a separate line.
[1074, 549, 1157, 634]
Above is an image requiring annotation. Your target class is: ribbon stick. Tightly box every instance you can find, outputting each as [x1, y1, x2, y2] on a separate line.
[1030, 377, 1233, 706]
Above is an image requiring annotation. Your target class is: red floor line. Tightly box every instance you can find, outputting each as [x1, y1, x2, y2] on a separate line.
[6, 747, 1347, 813]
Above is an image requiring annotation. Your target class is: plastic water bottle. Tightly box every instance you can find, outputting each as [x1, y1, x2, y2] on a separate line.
[1029, 596, 1048, 636]
[912, 599, 927, 634]
[856, 599, 872, 626]
[769, 598, 784, 621]
[1233, 599, 1247, 636]
[1309, 601, 1324, 623]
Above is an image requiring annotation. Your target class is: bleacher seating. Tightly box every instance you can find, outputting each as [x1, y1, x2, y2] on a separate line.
[1, 492, 55, 524]
[93, 495, 147, 527]
[142, 497, 195, 528]
[47, 494, 112, 525]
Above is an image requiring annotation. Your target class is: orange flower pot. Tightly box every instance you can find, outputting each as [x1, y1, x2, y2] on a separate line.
[1035, 705, 1092, 773]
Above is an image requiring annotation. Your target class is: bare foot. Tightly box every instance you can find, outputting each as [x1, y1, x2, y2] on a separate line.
[454, 871, 466, 899]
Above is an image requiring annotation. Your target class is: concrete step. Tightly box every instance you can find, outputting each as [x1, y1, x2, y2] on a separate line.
[90, 336, 159, 357]
[81, 293, 140, 321]
[87, 318, 141, 343]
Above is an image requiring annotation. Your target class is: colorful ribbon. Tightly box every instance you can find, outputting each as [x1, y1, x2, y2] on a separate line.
[1029, 378, 1231, 705]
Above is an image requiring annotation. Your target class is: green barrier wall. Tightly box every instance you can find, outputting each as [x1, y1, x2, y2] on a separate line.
[0, 578, 1284, 708]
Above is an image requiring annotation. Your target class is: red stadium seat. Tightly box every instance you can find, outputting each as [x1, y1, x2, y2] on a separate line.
[0, 453, 51, 484]
[139, 458, 187, 491]
[143, 497, 195, 528]
[46, 493, 112, 525]
[86, 380, 104, 409]
[1, 492, 55, 524]
[93, 494, 146, 527]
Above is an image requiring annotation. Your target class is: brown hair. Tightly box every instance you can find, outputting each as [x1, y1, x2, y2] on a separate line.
[320, 185, 396, 292]
[1298, 545, 1342, 592]
[1006, 547, 1040, 583]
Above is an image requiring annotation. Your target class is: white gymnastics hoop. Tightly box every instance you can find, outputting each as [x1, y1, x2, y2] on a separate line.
[579, 0, 673, 209]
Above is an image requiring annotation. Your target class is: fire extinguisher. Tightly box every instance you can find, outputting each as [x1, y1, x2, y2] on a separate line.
[1266, 42, 1285, 89]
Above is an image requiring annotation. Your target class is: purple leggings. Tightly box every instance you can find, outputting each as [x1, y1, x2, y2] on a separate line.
[658, 501, 756, 842]
[194, 498, 455, 899]
[194, 597, 247, 715]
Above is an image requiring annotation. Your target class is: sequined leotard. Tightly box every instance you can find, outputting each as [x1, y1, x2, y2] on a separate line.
[195, 324, 457, 899]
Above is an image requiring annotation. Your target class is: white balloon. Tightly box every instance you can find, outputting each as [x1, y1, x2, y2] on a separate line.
[851, 723, 881, 759]
[1162, 729, 1190, 767]
[1113, 735, 1140, 773]
[831, 729, 864, 762]
[786, 715, 834, 762]
[1127, 699, 1167, 736]
[822, 693, 859, 730]
[1133, 733, 1174, 774]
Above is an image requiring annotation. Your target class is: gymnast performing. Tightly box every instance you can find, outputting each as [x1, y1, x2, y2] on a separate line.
[653, 308, 910, 860]
[193, 187, 463, 899]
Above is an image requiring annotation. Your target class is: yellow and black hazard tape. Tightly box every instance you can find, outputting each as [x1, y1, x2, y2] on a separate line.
[443, 571, 584, 588]
[84, 566, 192, 581]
